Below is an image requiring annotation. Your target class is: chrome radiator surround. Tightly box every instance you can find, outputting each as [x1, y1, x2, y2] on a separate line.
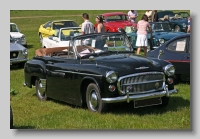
[117, 72, 165, 95]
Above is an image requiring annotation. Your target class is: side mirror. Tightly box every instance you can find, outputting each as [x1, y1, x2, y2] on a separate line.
[158, 50, 164, 59]
[53, 37, 59, 42]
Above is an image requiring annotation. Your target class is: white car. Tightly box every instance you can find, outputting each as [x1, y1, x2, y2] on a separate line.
[10, 22, 27, 47]
[42, 27, 82, 48]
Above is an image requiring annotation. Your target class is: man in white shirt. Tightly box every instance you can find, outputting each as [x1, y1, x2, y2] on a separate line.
[127, 10, 138, 23]
[81, 13, 94, 35]
[81, 13, 94, 45]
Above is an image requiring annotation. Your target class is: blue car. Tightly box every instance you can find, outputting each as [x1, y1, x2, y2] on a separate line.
[156, 11, 190, 32]
[147, 33, 190, 83]
[126, 22, 185, 51]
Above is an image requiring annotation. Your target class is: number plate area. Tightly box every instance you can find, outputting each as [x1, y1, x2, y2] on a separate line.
[134, 97, 162, 108]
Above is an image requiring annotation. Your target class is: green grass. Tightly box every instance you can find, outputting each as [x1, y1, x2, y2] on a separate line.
[10, 10, 190, 129]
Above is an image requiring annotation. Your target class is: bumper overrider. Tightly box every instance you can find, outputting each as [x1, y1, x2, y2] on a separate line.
[102, 85, 178, 103]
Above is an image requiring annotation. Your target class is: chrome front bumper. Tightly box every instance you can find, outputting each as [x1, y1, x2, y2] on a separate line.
[10, 58, 28, 65]
[102, 85, 178, 103]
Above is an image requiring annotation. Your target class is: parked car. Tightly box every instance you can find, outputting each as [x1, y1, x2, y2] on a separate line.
[147, 33, 190, 83]
[126, 22, 185, 51]
[42, 27, 82, 48]
[10, 22, 27, 47]
[156, 10, 189, 32]
[38, 20, 79, 43]
[23, 31, 178, 113]
[95, 12, 137, 32]
[10, 35, 28, 68]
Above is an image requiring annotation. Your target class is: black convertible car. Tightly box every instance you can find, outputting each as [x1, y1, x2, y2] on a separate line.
[147, 33, 190, 83]
[23, 31, 178, 113]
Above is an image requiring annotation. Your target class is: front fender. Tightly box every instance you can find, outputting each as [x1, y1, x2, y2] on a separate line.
[24, 59, 46, 88]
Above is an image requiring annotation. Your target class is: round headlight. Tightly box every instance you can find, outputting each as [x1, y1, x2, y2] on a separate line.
[22, 49, 28, 55]
[22, 35, 26, 39]
[106, 71, 118, 83]
[159, 38, 165, 45]
[182, 23, 186, 27]
[164, 64, 175, 76]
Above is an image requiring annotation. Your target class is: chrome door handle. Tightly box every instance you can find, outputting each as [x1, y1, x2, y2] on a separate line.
[48, 61, 54, 64]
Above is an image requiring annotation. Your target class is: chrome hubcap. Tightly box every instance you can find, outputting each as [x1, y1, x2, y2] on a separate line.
[89, 89, 98, 111]
[37, 80, 45, 97]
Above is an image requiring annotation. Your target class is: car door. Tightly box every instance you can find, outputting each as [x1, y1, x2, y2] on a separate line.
[43, 36, 56, 48]
[47, 36, 59, 48]
[180, 37, 190, 80]
[163, 36, 190, 75]
[45, 46, 77, 104]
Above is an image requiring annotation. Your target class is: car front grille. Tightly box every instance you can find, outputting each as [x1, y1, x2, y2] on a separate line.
[10, 51, 19, 59]
[117, 72, 165, 95]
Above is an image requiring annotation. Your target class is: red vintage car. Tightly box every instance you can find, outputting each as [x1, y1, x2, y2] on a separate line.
[95, 12, 137, 32]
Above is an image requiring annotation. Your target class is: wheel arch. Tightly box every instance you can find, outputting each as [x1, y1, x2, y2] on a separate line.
[24, 60, 46, 88]
[80, 76, 101, 104]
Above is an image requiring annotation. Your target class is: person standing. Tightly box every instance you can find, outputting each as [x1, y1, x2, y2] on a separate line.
[145, 10, 153, 22]
[81, 13, 94, 45]
[81, 13, 94, 35]
[151, 10, 158, 22]
[187, 16, 190, 33]
[95, 15, 105, 33]
[127, 10, 138, 23]
[136, 14, 152, 57]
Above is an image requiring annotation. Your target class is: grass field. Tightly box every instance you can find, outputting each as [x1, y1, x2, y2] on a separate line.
[10, 10, 190, 129]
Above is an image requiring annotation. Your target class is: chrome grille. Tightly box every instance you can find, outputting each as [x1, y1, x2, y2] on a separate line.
[10, 51, 19, 59]
[117, 72, 165, 95]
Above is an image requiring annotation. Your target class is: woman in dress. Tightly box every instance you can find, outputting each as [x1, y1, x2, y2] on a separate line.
[136, 14, 152, 57]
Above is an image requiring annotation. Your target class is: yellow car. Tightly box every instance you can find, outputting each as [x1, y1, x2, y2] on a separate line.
[38, 20, 79, 43]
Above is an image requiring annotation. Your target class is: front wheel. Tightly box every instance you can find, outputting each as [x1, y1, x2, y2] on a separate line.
[86, 83, 107, 113]
[35, 78, 47, 101]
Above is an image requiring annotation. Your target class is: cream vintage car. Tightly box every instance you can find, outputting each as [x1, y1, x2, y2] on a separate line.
[42, 27, 82, 48]
[10, 22, 27, 47]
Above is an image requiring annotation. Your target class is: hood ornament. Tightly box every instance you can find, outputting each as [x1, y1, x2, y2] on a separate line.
[135, 66, 149, 70]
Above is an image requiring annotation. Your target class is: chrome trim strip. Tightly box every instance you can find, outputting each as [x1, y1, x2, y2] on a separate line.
[121, 79, 163, 86]
[128, 88, 163, 95]
[135, 67, 149, 70]
[54, 70, 102, 77]
[119, 72, 164, 79]
[102, 88, 178, 103]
